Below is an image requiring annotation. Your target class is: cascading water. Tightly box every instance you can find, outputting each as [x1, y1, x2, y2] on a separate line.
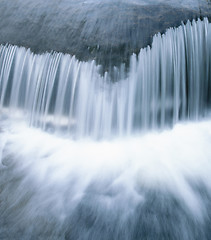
[1, 18, 211, 240]
[0, 18, 210, 138]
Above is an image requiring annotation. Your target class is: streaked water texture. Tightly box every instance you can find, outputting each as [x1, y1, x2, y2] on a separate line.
[0, 19, 211, 138]
[0, 14, 211, 240]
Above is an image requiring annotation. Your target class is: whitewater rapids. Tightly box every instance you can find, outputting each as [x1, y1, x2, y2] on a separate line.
[1, 119, 211, 239]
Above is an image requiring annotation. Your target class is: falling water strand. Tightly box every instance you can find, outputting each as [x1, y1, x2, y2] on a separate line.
[0, 18, 211, 138]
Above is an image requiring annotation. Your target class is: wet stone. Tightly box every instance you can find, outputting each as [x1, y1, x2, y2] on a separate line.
[0, 0, 210, 69]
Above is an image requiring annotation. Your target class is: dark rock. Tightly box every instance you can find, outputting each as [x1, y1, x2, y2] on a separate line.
[0, 0, 210, 68]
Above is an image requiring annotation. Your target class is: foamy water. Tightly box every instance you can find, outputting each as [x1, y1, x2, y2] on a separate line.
[1, 120, 211, 238]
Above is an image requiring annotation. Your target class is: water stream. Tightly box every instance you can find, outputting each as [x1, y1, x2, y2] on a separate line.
[0, 18, 211, 239]
[0, 18, 210, 138]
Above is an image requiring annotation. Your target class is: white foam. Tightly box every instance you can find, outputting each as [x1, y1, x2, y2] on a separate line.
[1, 119, 211, 219]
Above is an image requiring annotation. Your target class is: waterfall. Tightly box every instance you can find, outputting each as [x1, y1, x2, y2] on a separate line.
[1, 17, 211, 240]
[0, 18, 210, 138]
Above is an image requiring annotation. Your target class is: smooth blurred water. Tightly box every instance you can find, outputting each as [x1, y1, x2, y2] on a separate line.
[1, 119, 211, 239]
[0, 18, 211, 139]
[0, 11, 211, 240]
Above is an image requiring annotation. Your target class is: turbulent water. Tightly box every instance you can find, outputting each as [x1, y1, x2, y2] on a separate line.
[0, 18, 211, 138]
[1, 18, 211, 240]
[1, 120, 211, 239]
